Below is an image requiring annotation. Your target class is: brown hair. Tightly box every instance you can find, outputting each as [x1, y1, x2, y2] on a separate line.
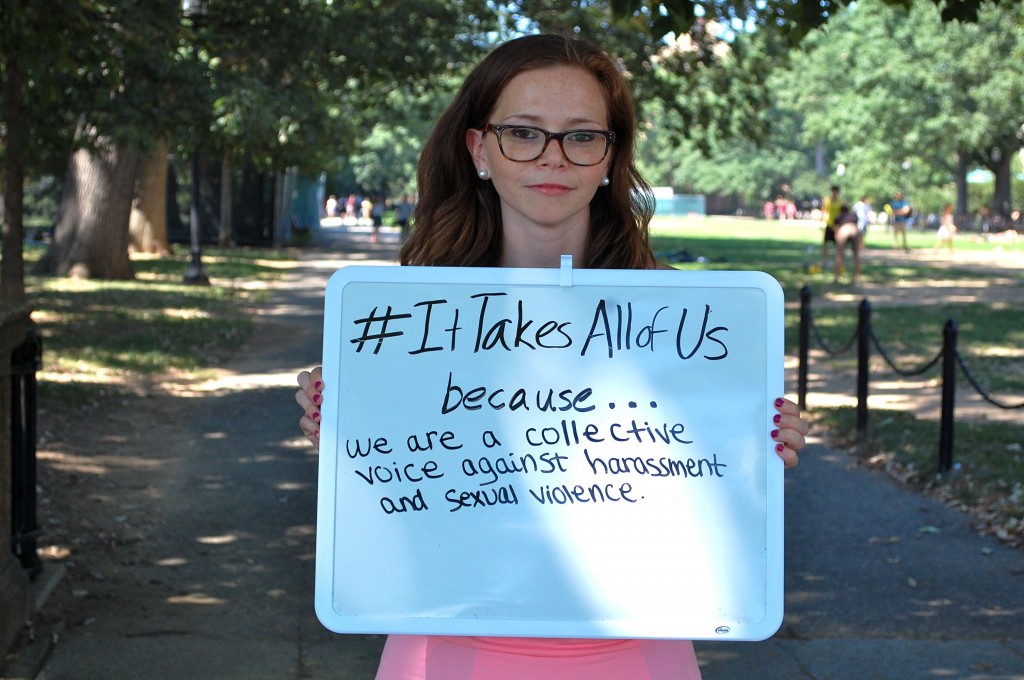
[399, 33, 656, 269]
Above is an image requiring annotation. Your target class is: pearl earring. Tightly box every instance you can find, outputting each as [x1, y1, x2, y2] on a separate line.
[601, 176, 610, 186]
[478, 169, 490, 180]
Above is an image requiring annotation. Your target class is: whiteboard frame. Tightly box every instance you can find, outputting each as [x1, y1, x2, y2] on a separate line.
[314, 263, 785, 641]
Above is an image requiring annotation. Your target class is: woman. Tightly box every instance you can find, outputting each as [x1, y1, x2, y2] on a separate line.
[934, 203, 957, 252]
[832, 204, 862, 284]
[297, 33, 807, 679]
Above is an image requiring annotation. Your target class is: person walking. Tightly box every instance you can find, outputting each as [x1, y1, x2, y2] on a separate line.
[832, 204, 862, 284]
[890, 191, 911, 252]
[853, 195, 872, 250]
[934, 203, 957, 252]
[820, 185, 842, 271]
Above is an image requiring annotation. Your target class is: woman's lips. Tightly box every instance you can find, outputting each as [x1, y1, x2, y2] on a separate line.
[529, 183, 572, 196]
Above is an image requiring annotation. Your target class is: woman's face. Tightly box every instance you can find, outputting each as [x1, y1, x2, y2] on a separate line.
[467, 65, 612, 262]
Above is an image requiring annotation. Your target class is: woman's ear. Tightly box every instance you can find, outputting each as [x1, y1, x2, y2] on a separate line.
[466, 128, 486, 171]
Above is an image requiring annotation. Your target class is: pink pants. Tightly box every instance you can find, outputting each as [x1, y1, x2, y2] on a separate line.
[375, 635, 701, 680]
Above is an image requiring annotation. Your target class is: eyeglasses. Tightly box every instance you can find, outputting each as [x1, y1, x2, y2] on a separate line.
[481, 124, 614, 167]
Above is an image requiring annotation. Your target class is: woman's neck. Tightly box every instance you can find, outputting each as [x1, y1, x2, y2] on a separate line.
[498, 217, 589, 269]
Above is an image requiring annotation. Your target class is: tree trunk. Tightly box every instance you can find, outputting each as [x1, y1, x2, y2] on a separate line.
[34, 140, 141, 280]
[990, 149, 1012, 218]
[1, 26, 27, 305]
[218, 157, 233, 246]
[953, 153, 968, 218]
[129, 137, 171, 255]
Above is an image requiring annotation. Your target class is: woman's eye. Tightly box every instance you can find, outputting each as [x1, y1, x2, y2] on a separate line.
[509, 127, 540, 140]
[566, 131, 598, 143]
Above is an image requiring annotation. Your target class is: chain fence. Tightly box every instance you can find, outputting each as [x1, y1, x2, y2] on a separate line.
[797, 285, 1024, 473]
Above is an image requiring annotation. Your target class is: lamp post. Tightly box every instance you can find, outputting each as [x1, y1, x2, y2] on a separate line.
[183, 148, 209, 285]
[183, 0, 209, 285]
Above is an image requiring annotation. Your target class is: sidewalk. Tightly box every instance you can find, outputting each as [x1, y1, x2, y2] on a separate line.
[4, 224, 1023, 679]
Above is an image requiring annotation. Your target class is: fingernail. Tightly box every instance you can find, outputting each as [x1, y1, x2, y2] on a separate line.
[771, 429, 779, 439]
[775, 398, 784, 407]
[773, 414, 782, 424]
[312, 393, 321, 404]
[314, 381, 322, 390]
[776, 443, 785, 453]
[311, 411, 320, 422]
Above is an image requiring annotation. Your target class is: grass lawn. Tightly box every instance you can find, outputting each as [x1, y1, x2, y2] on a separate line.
[652, 215, 1024, 546]
[22, 244, 299, 410]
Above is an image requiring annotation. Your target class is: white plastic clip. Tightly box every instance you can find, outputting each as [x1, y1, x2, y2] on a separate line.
[559, 254, 573, 287]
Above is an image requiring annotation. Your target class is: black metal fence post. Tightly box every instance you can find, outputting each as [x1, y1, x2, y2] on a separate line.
[798, 285, 811, 410]
[938, 319, 958, 474]
[10, 322, 43, 576]
[856, 299, 871, 434]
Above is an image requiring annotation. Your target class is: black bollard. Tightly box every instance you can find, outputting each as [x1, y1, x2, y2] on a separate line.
[856, 299, 871, 435]
[937, 319, 958, 474]
[11, 323, 43, 576]
[798, 285, 811, 410]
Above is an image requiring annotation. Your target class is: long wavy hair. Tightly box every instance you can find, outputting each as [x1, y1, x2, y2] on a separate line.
[399, 33, 656, 269]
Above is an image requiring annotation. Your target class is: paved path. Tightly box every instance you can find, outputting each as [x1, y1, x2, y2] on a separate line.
[5, 224, 1023, 679]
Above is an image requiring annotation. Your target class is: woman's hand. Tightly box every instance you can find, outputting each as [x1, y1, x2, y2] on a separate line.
[772, 397, 808, 469]
[296, 366, 324, 450]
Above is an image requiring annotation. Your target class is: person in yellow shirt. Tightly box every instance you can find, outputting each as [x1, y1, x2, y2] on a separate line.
[821, 185, 842, 271]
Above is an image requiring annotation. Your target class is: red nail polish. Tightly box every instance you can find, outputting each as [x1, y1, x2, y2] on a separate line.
[775, 398, 784, 408]
[771, 429, 779, 439]
[773, 414, 782, 424]
[312, 393, 321, 404]
[314, 381, 322, 390]
[776, 443, 785, 453]
[312, 411, 320, 422]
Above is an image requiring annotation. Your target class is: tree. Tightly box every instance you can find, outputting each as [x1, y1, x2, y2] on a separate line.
[776, 0, 1024, 215]
[37, 139, 141, 279]
[32, 0, 195, 279]
[610, 0, 1005, 42]
[17, 0, 500, 283]
[2, 1, 110, 299]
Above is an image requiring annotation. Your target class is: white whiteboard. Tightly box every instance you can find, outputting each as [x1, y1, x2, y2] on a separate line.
[314, 262, 785, 641]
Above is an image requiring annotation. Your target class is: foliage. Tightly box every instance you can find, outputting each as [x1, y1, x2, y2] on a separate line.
[188, 0, 497, 175]
[633, 0, 1024, 214]
[775, 0, 1024, 209]
[608, 0, 1003, 43]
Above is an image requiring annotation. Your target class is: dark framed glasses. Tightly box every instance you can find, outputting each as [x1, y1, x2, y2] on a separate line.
[481, 124, 614, 167]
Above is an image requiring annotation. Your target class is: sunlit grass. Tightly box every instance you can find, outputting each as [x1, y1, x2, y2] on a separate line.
[651, 215, 1024, 393]
[650, 214, 1024, 544]
[22, 246, 298, 408]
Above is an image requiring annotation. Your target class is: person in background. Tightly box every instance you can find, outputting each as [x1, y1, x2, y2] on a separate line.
[370, 196, 384, 244]
[852, 195, 872, 250]
[296, 33, 808, 680]
[934, 203, 957, 252]
[395, 194, 415, 241]
[820, 185, 842, 271]
[890, 191, 911, 252]
[832, 204, 862, 284]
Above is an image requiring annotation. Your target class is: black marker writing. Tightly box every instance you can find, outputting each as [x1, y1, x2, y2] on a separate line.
[351, 306, 412, 354]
